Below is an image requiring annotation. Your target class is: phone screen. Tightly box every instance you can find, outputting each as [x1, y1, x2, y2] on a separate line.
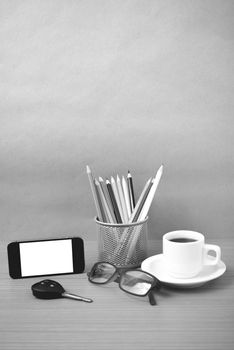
[19, 239, 74, 277]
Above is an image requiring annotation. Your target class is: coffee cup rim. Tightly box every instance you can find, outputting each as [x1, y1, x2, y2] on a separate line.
[163, 230, 204, 243]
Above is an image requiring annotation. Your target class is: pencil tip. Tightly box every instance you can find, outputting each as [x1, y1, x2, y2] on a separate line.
[86, 165, 90, 172]
[154, 164, 164, 178]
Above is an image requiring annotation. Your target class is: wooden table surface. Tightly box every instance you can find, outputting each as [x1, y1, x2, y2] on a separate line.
[1, 238, 233, 350]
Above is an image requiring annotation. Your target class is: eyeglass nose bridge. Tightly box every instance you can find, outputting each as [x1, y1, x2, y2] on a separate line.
[105, 269, 120, 283]
[111, 267, 131, 284]
[107, 265, 135, 284]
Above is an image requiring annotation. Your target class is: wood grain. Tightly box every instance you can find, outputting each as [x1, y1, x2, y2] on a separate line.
[1, 239, 234, 350]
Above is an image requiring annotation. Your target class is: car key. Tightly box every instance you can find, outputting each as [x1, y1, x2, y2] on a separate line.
[31, 279, 93, 303]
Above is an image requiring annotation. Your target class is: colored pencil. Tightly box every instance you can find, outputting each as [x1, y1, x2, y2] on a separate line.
[127, 170, 135, 211]
[110, 176, 124, 222]
[86, 165, 103, 221]
[122, 175, 131, 218]
[128, 177, 153, 223]
[116, 175, 129, 222]
[138, 165, 163, 221]
[94, 180, 107, 222]
[95, 179, 115, 223]
[126, 165, 163, 261]
[99, 177, 117, 223]
[106, 179, 122, 223]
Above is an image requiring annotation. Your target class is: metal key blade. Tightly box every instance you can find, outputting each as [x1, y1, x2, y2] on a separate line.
[62, 292, 93, 303]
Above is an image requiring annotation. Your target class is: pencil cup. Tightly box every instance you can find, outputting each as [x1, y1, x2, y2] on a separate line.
[95, 217, 148, 268]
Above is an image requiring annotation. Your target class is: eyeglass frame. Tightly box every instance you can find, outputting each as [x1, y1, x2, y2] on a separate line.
[88, 261, 161, 305]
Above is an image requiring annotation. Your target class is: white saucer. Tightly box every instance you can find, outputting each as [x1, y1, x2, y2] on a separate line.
[141, 254, 226, 288]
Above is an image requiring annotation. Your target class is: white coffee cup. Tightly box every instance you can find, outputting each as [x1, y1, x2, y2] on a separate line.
[163, 230, 221, 278]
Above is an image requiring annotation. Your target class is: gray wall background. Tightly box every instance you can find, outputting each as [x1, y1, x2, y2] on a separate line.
[1, 0, 233, 241]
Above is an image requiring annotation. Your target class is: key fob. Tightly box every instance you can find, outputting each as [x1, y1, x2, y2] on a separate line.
[32, 279, 65, 299]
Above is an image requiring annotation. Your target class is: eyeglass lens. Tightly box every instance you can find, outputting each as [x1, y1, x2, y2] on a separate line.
[120, 270, 154, 296]
[89, 263, 116, 283]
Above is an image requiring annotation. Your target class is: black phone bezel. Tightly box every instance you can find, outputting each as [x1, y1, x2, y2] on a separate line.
[7, 237, 84, 279]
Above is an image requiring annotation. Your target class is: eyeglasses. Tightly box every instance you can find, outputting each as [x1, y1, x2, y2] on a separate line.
[88, 262, 161, 305]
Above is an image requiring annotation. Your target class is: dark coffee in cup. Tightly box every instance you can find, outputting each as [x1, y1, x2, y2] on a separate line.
[169, 238, 197, 243]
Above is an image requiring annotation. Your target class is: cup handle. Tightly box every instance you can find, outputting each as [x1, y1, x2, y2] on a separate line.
[203, 244, 221, 266]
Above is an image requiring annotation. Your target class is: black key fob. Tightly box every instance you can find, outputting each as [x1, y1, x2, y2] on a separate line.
[32, 279, 65, 299]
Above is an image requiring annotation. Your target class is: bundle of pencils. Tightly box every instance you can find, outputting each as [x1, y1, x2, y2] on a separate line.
[86, 164, 163, 224]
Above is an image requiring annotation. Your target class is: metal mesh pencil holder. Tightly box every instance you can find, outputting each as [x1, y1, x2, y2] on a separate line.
[95, 217, 148, 268]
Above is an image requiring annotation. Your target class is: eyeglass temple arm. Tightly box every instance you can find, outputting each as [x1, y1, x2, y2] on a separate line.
[148, 290, 157, 305]
[148, 279, 161, 305]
